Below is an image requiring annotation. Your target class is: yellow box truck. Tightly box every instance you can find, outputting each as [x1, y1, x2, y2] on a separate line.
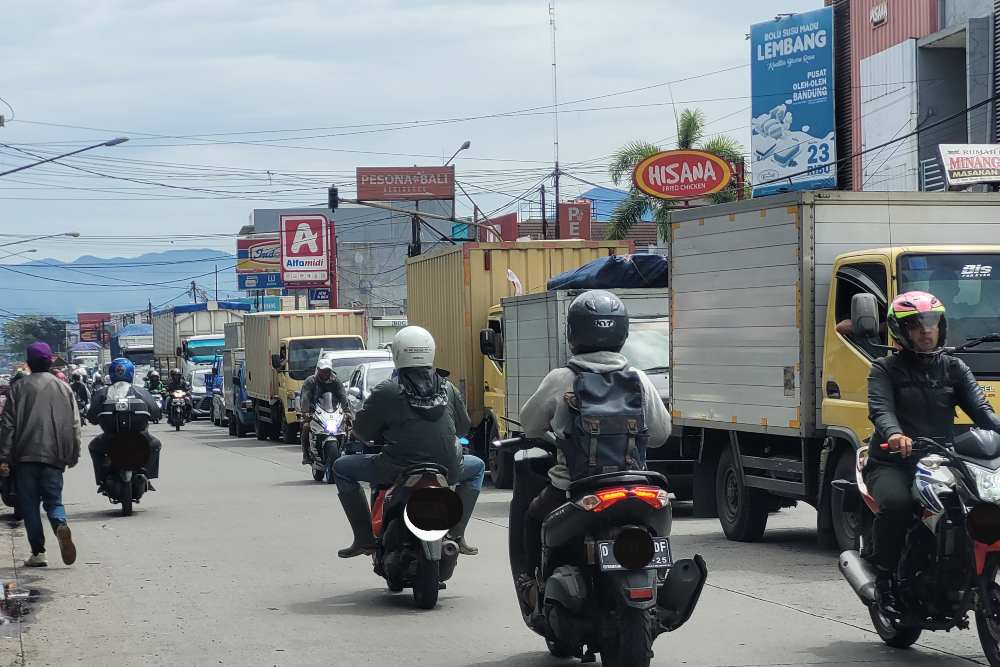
[244, 309, 366, 442]
[406, 239, 633, 479]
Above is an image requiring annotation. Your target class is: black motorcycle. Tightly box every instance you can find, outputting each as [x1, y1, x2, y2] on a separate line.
[497, 436, 707, 667]
[370, 461, 462, 609]
[92, 386, 155, 516]
[166, 389, 188, 431]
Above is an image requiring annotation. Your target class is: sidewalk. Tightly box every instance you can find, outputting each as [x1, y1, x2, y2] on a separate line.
[1, 516, 26, 667]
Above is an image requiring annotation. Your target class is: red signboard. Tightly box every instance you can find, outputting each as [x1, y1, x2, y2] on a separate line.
[632, 149, 733, 200]
[356, 166, 455, 201]
[78, 312, 110, 344]
[280, 214, 331, 288]
[558, 201, 592, 240]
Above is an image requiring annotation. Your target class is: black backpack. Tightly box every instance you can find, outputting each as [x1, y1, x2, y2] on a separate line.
[561, 369, 649, 481]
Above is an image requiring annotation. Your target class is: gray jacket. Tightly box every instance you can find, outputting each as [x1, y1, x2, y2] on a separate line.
[0, 372, 81, 470]
[520, 351, 671, 490]
[354, 368, 470, 485]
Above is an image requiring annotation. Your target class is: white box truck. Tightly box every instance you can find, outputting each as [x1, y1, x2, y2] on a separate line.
[152, 301, 250, 374]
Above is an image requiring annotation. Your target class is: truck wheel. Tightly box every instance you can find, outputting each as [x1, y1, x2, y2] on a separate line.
[255, 420, 269, 441]
[716, 447, 769, 542]
[485, 418, 513, 489]
[236, 419, 249, 438]
[280, 414, 298, 445]
[829, 450, 862, 552]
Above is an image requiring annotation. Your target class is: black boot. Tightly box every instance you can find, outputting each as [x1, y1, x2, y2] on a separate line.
[337, 489, 376, 558]
[447, 485, 480, 555]
[875, 572, 901, 617]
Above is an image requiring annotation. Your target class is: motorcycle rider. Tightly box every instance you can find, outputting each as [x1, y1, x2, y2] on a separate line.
[332, 326, 485, 557]
[69, 370, 90, 425]
[145, 370, 163, 393]
[163, 368, 192, 422]
[298, 357, 351, 466]
[866, 291, 1000, 616]
[514, 290, 672, 612]
[86, 358, 162, 492]
[91, 373, 104, 390]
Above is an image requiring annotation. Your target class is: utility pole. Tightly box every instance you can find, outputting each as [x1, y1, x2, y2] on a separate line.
[191, 281, 198, 304]
[540, 184, 548, 240]
[147, 300, 153, 325]
[409, 200, 422, 257]
[214, 264, 219, 301]
[549, 1, 561, 239]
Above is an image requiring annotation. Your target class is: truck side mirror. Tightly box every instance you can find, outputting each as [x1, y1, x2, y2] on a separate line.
[270, 354, 283, 370]
[176, 346, 183, 357]
[479, 329, 497, 357]
[851, 293, 880, 340]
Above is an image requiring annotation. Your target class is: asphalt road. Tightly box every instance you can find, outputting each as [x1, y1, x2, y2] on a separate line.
[0, 420, 993, 666]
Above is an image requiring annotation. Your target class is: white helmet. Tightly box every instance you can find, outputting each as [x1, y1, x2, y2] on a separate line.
[392, 326, 435, 369]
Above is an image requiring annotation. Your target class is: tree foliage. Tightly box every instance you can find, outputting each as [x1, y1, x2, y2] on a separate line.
[2, 315, 67, 353]
[606, 107, 745, 240]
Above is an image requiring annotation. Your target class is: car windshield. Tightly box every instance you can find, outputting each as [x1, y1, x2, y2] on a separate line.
[288, 338, 364, 380]
[326, 355, 392, 383]
[190, 371, 208, 389]
[899, 253, 1000, 373]
[620, 318, 670, 373]
[366, 365, 394, 388]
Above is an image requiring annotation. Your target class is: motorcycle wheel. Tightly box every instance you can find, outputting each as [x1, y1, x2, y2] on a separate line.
[120, 480, 133, 517]
[975, 553, 1000, 666]
[601, 604, 654, 667]
[387, 579, 404, 593]
[485, 417, 513, 489]
[174, 423, 180, 432]
[312, 468, 325, 482]
[868, 603, 921, 648]
[546, 638, 575, 659]
[412, 551, 440, 610]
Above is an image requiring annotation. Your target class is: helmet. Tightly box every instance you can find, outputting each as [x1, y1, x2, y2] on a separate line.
[887, 291, 947, 354]
[71, 369, 84, 381]
[316, 357, 334, 381]
[92, 373, 103, 384]
[109, 358, 135, 384]
[149, 370, 160, 380]
[566, 290, 629, 355]
[170, 368, 181, 378]
[392, 326, 435, 369]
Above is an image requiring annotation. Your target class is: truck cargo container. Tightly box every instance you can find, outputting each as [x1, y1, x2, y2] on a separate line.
[667, 191, 1000, 549]
[244, 309, 366, 443]
[406, 239, 633, 471]
[152, 301, 250, 374]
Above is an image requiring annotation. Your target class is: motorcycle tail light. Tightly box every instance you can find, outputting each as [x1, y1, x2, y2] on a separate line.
[576, 486, 669, 513]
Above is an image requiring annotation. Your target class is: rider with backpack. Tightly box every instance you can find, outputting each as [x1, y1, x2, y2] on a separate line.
[513, 289, 672, 611]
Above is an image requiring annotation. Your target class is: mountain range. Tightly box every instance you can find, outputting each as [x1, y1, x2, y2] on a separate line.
[1, 248, 240, 319]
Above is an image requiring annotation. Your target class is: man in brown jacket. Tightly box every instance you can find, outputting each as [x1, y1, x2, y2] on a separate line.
[0, 342, 79, 567]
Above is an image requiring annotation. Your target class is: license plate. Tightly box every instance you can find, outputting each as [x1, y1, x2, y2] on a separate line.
[597, 537, 672, 572]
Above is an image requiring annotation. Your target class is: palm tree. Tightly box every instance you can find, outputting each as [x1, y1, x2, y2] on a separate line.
[606, 108, 744, 240]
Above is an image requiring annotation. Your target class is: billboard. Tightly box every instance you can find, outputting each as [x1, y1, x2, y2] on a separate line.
[236, 234, 280, 274]
[558, 201, 593, 239]
[238, 273, 283, 290]
[280, 214, 330, 287]
[78, 312, 110, 344]
[633, 150, 733, 200]
[750, 7, 837, 197]
[938, 144, 1000, 186]
[356, 166, 455, 201]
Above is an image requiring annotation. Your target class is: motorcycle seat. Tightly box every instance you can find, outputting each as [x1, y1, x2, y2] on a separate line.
[568, 470, 669, 495]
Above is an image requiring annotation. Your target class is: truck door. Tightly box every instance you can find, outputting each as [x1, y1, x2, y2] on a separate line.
[482, 311, 507, 437]
[821, 258, 889, 442]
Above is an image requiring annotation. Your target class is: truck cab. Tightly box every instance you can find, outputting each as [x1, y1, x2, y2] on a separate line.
[178, 334, 225, 375]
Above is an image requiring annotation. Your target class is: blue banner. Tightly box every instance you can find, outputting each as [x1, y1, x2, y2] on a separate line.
[238, 273, 283, 290]
[751, 7, 836, 197]
[309, 288, 331, 303]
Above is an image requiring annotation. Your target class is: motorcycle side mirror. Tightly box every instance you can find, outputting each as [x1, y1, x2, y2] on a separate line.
[270, 354, 283, 370]
[851, 293, 880, 341]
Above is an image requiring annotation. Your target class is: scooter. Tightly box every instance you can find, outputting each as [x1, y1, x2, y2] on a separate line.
[91, 384, 155, 517]
[166, 390, 188, 431]
[306, 392, 348, 483]
[496, 436, 707, 667]
[369, 459, 463, 609]
[836, 432, 1000, 664]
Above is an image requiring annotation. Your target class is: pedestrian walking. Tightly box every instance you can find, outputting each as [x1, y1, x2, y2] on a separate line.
[0, 342, 79, 567]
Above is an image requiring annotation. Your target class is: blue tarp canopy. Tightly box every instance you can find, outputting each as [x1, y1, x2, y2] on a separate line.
[70, 341, 102, 353]
[116, 323, 152, 337]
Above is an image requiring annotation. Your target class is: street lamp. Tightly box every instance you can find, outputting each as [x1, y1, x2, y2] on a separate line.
[0, 232, 80, 249]
[444, 140, 471, 166]
[0, 137, 129, 177]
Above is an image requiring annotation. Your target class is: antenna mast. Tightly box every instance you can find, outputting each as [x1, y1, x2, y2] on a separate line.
[549, 1, 561, 237]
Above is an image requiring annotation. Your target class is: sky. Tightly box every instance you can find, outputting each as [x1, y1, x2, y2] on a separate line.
[0, 0, 820, 266]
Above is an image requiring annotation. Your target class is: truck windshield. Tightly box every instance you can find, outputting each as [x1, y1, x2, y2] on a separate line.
[620, 318, 669, 373]
[288, 338, 364, 380]
[186, 339, 224, 363]
[899, 253, 1000, 372]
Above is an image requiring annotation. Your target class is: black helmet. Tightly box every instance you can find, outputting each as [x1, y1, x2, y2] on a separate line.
[566, 290, 629, 355]
[170, 368, 181, 378]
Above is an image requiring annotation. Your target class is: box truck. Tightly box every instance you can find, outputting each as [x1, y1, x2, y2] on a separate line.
[152, 301, 250, 374]
[244, 309, 366, 443]
[667, 191, 1000, 549]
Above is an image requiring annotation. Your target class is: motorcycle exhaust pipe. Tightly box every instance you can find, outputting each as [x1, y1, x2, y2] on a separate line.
[439, 539, 459, 582]
[838, 550, 877, 604]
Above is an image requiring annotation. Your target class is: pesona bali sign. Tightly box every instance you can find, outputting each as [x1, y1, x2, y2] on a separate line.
[632, 149, 733, 200]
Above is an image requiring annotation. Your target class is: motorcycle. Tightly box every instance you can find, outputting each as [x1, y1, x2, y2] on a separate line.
[166, 390, 188, 431]
[495, 436, 707, 667]
[836, 431, 1000, 664]
[369, 457, 463, 609]
[92, 383, 154, 517]
[151, 393, 163, 424]
[307, 392, 348, 483]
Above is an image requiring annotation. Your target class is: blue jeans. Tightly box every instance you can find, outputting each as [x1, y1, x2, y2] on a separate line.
[334, 454, 485, 495]
[15, 463, 68, 555]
